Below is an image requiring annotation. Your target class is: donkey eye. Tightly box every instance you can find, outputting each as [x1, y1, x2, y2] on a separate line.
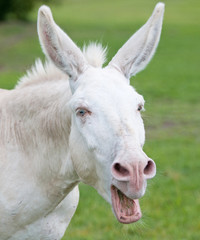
[76, 108, 90, 117]
[137, 104, 144, 112]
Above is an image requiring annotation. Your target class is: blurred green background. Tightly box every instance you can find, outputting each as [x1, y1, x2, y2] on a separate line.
[0, 0, 199, 239]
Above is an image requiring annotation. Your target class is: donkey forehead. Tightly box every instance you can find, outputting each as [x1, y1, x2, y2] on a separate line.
[71, 67, 145, 109]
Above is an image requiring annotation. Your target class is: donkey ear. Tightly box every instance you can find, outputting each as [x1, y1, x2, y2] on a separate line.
[37, 5, 87, 91]
[108, 3, 165, 80]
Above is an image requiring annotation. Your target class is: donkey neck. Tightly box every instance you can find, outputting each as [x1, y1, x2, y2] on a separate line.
[1, 79, 79, 194]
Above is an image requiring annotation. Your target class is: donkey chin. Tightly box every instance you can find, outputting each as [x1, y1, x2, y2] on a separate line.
[110, 158, 156, 224]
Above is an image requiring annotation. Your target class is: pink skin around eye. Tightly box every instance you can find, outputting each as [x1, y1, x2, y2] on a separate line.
[76, 108, 92, 117]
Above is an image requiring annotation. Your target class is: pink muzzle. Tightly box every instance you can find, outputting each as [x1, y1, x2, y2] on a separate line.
[110, 153, 156, 223]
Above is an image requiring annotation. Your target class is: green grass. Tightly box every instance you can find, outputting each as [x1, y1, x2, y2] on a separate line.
[0, 0, 200, 239]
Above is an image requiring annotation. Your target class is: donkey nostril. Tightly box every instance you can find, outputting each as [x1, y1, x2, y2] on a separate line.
[144, 160, 156, 178]
[113, 163, 129, 177]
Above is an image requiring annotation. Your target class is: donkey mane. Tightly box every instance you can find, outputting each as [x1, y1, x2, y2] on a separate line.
[16, 43, 107, 89]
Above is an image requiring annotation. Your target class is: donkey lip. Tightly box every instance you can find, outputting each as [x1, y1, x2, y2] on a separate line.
[111, 185, 142, 224]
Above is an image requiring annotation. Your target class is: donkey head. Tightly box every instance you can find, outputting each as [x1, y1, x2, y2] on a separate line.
[38, 3, 164, 224]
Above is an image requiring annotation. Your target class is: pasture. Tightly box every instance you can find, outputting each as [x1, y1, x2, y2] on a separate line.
[0, 0, 199, 239]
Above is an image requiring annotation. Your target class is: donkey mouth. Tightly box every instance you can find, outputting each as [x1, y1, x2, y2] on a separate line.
[111, 185, 142, 224]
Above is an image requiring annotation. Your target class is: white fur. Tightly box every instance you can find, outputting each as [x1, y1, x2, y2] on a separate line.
[16, 59, 66, 88]
[0, 3, 164, 239]
[83, 42, 107, 67]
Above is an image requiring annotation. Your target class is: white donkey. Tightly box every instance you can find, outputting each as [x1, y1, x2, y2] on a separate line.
[0, 3, 164, 240]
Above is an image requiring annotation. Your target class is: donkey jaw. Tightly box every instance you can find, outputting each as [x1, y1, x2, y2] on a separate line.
[111, 185, 142, 224]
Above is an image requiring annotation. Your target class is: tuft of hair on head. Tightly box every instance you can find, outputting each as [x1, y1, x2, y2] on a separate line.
[82, 42, 107, 68]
